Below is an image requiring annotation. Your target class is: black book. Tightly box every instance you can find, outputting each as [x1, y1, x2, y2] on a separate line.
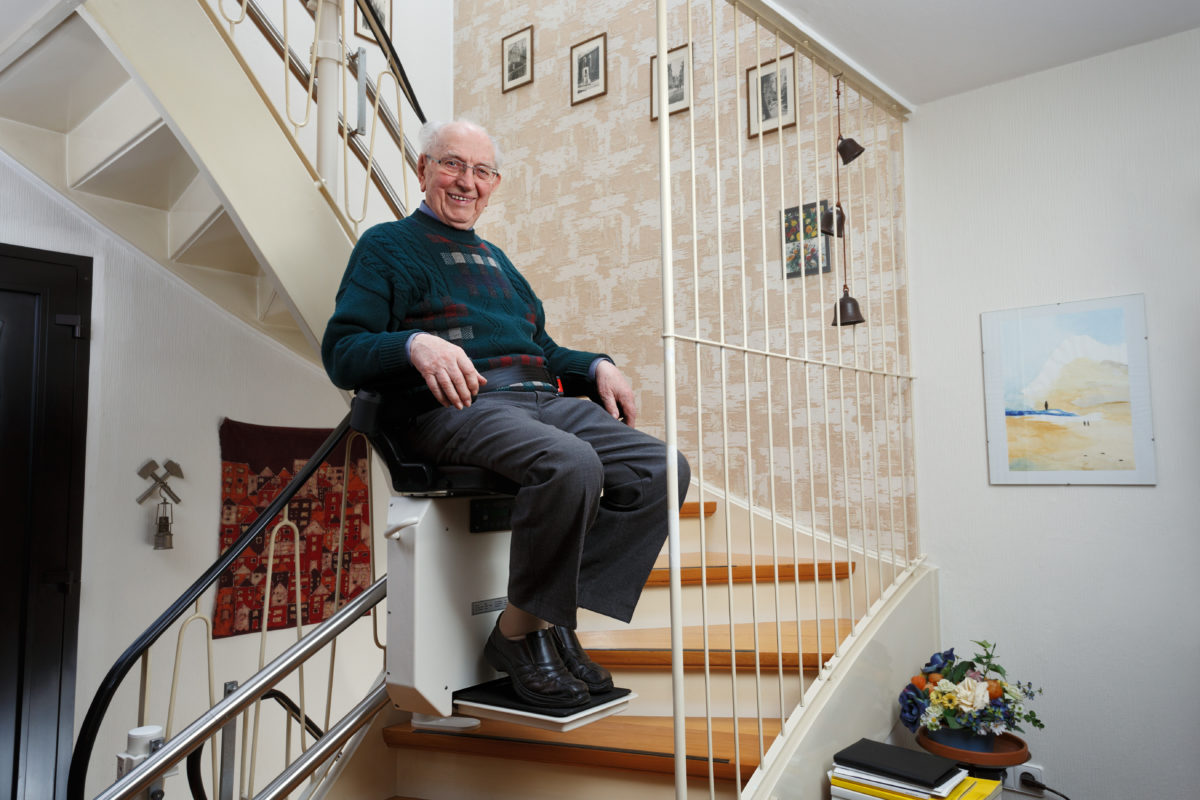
[833, 738, 960, 788]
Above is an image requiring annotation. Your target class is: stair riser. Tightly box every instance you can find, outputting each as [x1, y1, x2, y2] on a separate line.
[676, 502, 855, 563]
[389, 748, 743, 799]
[608, 668, 810, 718]
[586, 578, 853, 630]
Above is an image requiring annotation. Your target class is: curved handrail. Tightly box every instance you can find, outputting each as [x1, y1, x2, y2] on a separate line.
[261, 688, 325, 740]
[66, 414, 354, 800]
[352, 0, 426, 124]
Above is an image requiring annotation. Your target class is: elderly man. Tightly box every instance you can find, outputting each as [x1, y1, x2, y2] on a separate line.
[322, 120, 689, 708]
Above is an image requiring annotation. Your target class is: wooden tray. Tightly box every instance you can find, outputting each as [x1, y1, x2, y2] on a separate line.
[915, 729, 1029, 767]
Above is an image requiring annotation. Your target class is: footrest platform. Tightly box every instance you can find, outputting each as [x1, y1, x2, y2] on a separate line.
[452, 678, 635, 732]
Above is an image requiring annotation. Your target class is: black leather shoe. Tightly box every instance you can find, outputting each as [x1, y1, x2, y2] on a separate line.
[484, 625, 589, 708]
[551, 625, 614, 694]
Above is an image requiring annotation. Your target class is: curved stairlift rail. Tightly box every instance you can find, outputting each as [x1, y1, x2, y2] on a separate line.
[66, 415, 354, 800]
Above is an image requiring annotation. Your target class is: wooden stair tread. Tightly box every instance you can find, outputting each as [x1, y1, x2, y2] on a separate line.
[577, 619, 853, 669]
[679, 500, 717, 518]
[383, 714, 780, 782]
[648, 552, 854, 586]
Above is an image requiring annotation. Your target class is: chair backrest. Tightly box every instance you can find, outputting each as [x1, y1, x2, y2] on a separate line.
[351, 390, 519, 496]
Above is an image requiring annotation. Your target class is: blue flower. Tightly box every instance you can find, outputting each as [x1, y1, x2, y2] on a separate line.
[921, 648, 956, 674]
[898, 685, 928, 733]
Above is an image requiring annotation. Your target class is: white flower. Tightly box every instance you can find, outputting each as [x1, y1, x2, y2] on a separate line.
[919, 705, 942, 729]
[955, 678, 991, 713]
[934, 679, 956, 692]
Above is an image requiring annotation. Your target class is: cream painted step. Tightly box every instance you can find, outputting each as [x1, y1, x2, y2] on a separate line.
[592, 667, 811, 718]
[606, 575, 856, 633]
[384, 714, 779, 786]
[577, 618, 852, 671]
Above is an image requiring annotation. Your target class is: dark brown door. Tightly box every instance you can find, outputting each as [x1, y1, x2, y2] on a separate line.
[1, 243, 91, 800]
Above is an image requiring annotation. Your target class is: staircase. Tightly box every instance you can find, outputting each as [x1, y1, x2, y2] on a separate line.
[380, 499, 860, 798]
[2, 3, 939, 798]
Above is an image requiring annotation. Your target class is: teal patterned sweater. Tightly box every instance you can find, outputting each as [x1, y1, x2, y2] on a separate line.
[321, 211, 605, 396]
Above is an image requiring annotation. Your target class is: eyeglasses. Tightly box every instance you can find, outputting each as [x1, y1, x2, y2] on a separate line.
[429, 156, 500, 184]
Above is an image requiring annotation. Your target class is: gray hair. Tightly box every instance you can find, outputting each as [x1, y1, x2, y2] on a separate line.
[418, 119, 504, 169]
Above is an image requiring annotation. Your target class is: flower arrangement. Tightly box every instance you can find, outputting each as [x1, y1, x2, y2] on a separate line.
[898, 640, 1044, 736]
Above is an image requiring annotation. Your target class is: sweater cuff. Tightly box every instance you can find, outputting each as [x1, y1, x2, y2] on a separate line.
[377, 332, 414, 373]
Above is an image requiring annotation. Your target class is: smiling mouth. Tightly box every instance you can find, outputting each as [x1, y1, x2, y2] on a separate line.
[449, 193, 475, 203]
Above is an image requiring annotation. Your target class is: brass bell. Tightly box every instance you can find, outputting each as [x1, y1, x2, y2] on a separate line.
[837, 135, 865, 165]
[831, 286, 865, 326]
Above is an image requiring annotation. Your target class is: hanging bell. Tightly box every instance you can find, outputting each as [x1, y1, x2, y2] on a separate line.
[821, 202, 845, 238]
[831, 286, 865, 326]
[837, 135, 865, 165]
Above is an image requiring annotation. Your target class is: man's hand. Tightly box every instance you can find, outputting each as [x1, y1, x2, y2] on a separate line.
[408, 333, 486, 409]
[595, 360, 638, 426]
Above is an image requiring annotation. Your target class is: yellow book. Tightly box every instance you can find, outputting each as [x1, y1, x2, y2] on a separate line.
[830, 774, 1002, 800]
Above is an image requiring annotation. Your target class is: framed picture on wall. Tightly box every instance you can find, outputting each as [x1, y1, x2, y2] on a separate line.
[650, 44, 691, 120]
[980, 294, 1156, 485]
[782, 201, 831, 278]
[501, 25, 534, 93]
[353, 0, 392, 44]
[746, 53, 796, 137]
[570, 33, 607, 106]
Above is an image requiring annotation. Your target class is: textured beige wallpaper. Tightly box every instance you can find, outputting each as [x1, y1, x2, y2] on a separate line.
[453, 0, 914, 554]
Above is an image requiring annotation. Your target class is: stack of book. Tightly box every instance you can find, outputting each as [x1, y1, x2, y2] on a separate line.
[829, 738, 1002, 800]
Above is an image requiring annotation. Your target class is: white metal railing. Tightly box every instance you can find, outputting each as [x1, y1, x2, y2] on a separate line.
[203, 0, 420, 235]
[655, 1, 918, 795]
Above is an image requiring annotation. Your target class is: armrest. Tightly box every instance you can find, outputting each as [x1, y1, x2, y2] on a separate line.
[351, 390, 517, 496]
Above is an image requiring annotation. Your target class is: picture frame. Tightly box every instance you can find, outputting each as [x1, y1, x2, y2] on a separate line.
[570, 33, 607, 106]
[650, 44, 691, 120]
[353, 0, 391, 44]
[782, 201, 831, 278]
[501, 25, 534, 93]
[746, 53, 796, 138]
[980, 294, 1156, 485]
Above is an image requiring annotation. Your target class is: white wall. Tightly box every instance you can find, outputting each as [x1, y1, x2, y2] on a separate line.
[906, 28, 1200, 800]
[0, 152, 390, 797]
[393, 0, 453, 124]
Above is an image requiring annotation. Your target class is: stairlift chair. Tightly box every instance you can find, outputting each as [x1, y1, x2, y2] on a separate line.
[352, 391, 633, 732]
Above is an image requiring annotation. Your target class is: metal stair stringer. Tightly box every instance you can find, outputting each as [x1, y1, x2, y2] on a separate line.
[79, 0, 353, 354]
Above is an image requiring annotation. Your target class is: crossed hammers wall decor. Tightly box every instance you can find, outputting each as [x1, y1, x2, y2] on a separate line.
[136, 459, 184, 504]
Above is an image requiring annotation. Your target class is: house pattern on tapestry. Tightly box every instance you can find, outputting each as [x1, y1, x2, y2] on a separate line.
[212, 454, 372, 638]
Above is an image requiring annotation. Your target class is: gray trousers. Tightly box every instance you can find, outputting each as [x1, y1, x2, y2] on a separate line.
[404, 391, 690, 628]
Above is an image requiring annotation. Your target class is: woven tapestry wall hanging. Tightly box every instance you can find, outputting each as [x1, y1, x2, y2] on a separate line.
[212, 418, 372, 638]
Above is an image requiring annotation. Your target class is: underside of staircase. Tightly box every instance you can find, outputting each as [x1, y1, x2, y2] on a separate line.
[0, 0, 353, 363]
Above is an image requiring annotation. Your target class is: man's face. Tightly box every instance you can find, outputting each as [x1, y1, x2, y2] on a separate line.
[417, 124, 501, 230]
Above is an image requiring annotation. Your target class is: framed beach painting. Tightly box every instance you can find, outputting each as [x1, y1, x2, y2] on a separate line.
[980, 294, 1156, 485]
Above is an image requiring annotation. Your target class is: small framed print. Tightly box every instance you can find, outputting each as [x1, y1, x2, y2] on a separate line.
[501, 25, 534, 93]
[746, 53, 796, 137]
[354, 0, 391, 45]
[650, 44, 691, 120]
[782, 201, 832, 278]
[570, 33, 607, 106]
